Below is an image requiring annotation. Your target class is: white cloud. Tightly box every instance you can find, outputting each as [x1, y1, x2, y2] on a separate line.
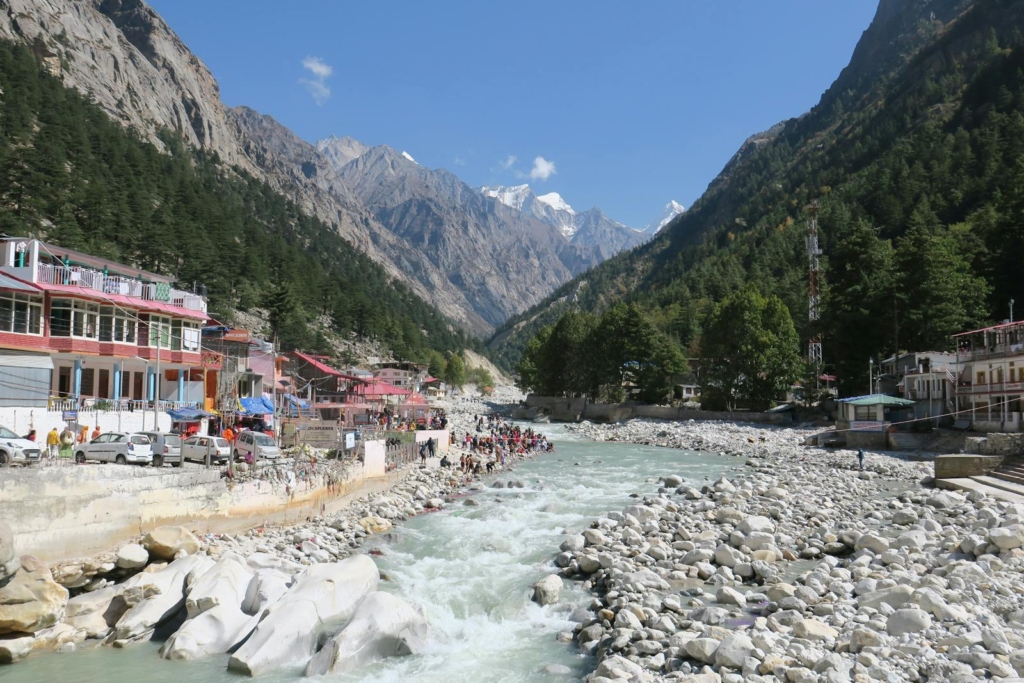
[501, 154, 517, 169]
[300, 56, 332, 105]
[529, 156, 557, 181]
[454, 155, 466, 166]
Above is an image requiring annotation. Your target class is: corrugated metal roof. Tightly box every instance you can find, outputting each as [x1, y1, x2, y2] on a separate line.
[837, 394, 916, 406]
[0, 272, 41, 293]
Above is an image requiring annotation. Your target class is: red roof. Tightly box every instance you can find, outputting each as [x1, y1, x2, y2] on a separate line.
[402, 393, 427, 405]
[33, 281, 208, 320]
[292, 350, 343, 377]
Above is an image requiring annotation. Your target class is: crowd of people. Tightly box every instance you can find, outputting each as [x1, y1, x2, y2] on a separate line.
[363, 408, 449, 432]
[439, 413, 552, 474]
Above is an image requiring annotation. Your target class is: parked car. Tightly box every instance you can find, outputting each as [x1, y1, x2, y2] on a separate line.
[140, 432, 182, 468]
[0, 426, 42, 466]
[233, 431, 281, 462]
[75, 432, 153, 465]
[181, 436, 231, 465]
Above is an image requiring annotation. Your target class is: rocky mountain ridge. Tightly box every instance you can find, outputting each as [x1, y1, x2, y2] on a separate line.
[0, 0, 636, 337]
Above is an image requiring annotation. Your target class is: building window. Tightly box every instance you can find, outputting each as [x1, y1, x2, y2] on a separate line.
[0, 293, 43, 335]
[977, 371, 986, 385]
[50, 298, 102, 339]
[98, 306, 137, 344]
[147, 315, 172, 349]
[854, 406, 873, 421]
[121, 371, 130, 399]
[98, 369, 110, 399]
[58, 366, 72, 397]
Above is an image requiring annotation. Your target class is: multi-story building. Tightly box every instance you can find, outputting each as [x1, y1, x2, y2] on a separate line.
[374, 361, 427, 392]
[953, 321, 1024, 432]
[898, 354, 957, 427]
[0, 238, 208, 432]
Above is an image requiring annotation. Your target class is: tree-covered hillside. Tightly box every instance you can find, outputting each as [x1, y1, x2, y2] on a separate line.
[0, 40, 478, 359]
[492, 0, 1024, 395]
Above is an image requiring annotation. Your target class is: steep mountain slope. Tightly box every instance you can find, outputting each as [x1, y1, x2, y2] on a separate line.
[490, 0, 1024, 383]
[331, 146, 581, 328]
[0, 40, 476, 361]
[0, 0, 615, 337]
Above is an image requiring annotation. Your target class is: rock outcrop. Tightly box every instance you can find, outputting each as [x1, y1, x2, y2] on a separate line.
[0, 522, 18, 588]
[142, 526, 200, 561]
[227, 555, 379, 676]
[303, 591, 429, 677]
[0, 555, 68, 635]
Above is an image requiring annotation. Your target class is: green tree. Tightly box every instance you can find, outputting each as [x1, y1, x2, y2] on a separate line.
[821, 218, 896, 395]
[591, 303, 685, 403]
[702, 286, 801, 410]
[467, 367, 494, 389]
[515, 325, 552, 394]
[895, 202, 990, 351]
[444, 351, 466, 389]
[426, 349, 447, 379]
[538, 311, 598, 397]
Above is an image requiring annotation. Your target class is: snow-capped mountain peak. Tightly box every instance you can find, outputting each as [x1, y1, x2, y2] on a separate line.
[401, 151, 417, 164]
[481, 184, 532, 211]
[644, 200, 685, 233]
[536, 192, 575, 215]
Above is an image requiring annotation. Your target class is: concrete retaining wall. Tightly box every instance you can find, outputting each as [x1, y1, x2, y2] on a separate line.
[4, 430, 450, 561]
[0, 406, 172, 438]
[934, 454, 1003, 479]
[846, 431, 887, 450]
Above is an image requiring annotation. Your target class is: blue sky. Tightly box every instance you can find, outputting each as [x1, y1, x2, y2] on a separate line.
[148, 1, 878, 228]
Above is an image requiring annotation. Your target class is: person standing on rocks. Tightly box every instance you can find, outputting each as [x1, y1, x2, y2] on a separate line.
[427, 437, 436, 459]
[857, 448, 865, 470]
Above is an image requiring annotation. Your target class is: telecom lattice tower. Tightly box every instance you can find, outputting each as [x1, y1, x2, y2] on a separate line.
[806, 200, 822, 366]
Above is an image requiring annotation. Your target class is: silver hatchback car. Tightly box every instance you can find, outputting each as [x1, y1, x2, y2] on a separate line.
[75, 432, 153, 465]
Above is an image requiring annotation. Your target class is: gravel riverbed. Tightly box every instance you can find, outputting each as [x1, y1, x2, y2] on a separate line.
[546, 418, 1024, 682]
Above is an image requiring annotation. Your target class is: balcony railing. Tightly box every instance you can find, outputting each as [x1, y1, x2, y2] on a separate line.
[37, 263, 206, 313]
[48, 397, 201, 413]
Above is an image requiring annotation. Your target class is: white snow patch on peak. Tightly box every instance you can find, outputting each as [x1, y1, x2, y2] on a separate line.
[644, 200, 685, 233]
[482, 184, 533, 211]
[536, 192, 575, 215]
[401, 151, 417, 164]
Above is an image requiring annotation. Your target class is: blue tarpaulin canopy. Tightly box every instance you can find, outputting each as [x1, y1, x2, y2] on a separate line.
[167, 407, 214, 422]
[238, 395, 275, 415]
[284, 393, 311, 408]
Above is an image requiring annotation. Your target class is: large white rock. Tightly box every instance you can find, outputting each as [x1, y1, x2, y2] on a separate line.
[116, 544, 150, 570]
[886, 608, 932, 636]
[0, 522, 19, 587]
[623, 505, 659, 524]
[161, 604, 257, 660]
[532, 574, 563, 606]
[0, 556, 69, 635]
[227, 555, 379, 677]
[241, 568, 292, 616]
[858, 584, 914, 611]
[989, 525, 1024, 550]
[142, 526, 201, 561]
[303, 592, 429, 676]
[184, 554, 253, 619]
[715, 632, 754, 668]
[114, 555, 212, 641]
[736, 516, 775, 535]
[64, 585, 127, 639]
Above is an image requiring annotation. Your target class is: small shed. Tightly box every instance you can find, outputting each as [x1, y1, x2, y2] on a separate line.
[837, 394, 916, 448]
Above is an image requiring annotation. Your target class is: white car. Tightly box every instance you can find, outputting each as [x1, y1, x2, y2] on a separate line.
[181, 436, 231, 465]
[0, 426, 42, 466]
[75, 432, 153, 465]
[233, 431, 281, 462]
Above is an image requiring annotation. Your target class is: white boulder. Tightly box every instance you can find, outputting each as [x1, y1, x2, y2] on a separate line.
[227, 555, 379, 676]
[241, 568, 292, 616]
[532, 574, 563, 606]
[114, 555, 212, 641]
[303, 591, 429, 676]
[116, 544, 150, 570]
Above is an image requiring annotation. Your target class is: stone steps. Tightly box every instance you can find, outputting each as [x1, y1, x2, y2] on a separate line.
[971, 475, 1024, 498]
[938, 477, 1024, 504]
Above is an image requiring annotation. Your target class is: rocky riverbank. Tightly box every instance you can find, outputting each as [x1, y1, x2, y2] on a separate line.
[0, 458, 529, 672]
[549, 419, 1024, 682]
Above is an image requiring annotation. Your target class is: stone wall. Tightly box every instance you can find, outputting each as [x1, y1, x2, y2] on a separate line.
[965, 433, 1024, 456]
[934, 454, 1003, 479]
[846, 431, 887, 450]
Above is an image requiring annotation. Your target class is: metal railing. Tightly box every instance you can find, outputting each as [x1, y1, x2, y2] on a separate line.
[37, 264, 206, 312]
[48, 397, 201, 413]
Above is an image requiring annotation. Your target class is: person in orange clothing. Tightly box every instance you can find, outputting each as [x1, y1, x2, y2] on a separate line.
[222, 426, 235, 444]
[77, 425, 89, 444]
[91, 425, 101, 441]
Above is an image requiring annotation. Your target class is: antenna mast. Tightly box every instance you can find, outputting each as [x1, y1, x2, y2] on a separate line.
[806, 200, 822, 367]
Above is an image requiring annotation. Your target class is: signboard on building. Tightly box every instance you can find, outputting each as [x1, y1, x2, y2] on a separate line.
[223, 329, 250, 343]
[62, 410, 78, 421]
[345, 432, 356, 450]
[850, 420, 886, 432]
